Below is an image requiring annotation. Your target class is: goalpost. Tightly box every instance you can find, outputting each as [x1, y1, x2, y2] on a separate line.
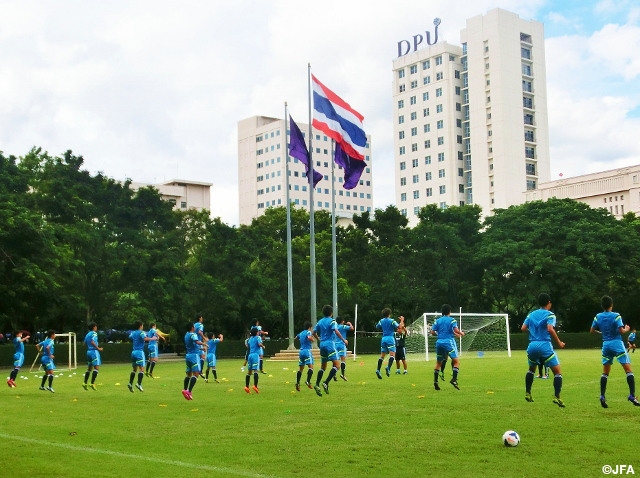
[29, 332, 78, 372]
[405, 309, 511, 361]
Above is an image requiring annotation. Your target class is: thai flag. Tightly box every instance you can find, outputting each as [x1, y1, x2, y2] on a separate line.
[312, 75, 366, 161]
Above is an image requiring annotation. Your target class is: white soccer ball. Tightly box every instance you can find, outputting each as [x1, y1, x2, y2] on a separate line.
[502, 430, 520, 447]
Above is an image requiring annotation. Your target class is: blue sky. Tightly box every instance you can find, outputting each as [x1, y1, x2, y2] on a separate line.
[0, 0, 638, 225]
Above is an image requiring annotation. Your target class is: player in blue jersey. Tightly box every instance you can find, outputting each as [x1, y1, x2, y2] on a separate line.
[628, 329, 637, 354]
[251, 320, 269, 374]
[127, 321, 157, 393]
[294, 321, 316, 391]
[522, 293, 566, 407]
[590, 296, 640, 407]
[375, 308, 404, 379]
[334, 318, 354, 381]
[194, 314, 206, 378]
[244, 327, 264, 394]
[430, 304, 464, 390]
[83, 322, 103, 391]
[7, 330, 30, 388]
[313, 305, 347, 396]
[145, 323, 165, 379]
[205, 332, 223, 383]
[36, 330, 56, 392]
[182, 322, 206, 400]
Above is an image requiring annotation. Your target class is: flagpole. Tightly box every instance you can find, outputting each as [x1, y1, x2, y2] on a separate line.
[284, 102, 295, 350]
[307, 63, 317, 326]
[331, 139, 338, 319]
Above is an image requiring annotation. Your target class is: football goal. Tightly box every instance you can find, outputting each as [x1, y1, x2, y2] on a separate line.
[405, 310, 511, 361]
[29, 332, 78, 372]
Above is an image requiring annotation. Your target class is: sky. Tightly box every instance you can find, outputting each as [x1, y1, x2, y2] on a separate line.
[1, 0, 639, 226]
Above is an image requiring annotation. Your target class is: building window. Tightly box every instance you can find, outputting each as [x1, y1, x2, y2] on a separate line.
[410, 112, 417, 121]
[424, 108, 430, 117]
[412, 174, 419, 184]
[399, 131, 405, 140]
[410, 80, 418, 89]
[439, 185, 446, 194]
[524, 114, 534, 125]
[425, 155, 432, 165]
[436, 104, 443, 113]
[439, 169, 445, 178]
[455, 86, 461, 95]
[437, 136, 444, 145]
[424, 124, 430, 133]
[398, 99, 404, 108]
[424, 140, 431, 149]
[411, 143, 418, 152]
[438, 152, 445, 162]
[526, 179, 536, 190]
[458, 168, 464, 177]
[411, 127, 417, 136]
[523, 96, 533, 108]
[399, 115, 405, 124]
[412, 158, 419, 167]
[521, 47, 531, 59]
[425, 172, 432, 180]
[423, 92, 429, 101]
[400, 177, 406, 186]
[437, 120, 444, 129]
[410, 64, 417, 74]
[524, 130, 534, 142]
[436, 72, 443, 81]
[426, 188, 433, 197]
[398, 69, 405, 78]
[522, 80, 532, 92]
[436, 88, 442, 97]
[435, 55, 442, 65]
[401, 192, 406, 202]
[181, 201, 187, 209]
[526, 163, 536, 175]
[399, 146, 406, 155]
[399, 84, 405, 93]
[522, 63, 532, 76]
[525, 146, 535, 159]
[410, 96, 417, 105]
[400, 161, 406, 171]
[413, 190, 420, 199]
[423, 60, 430, 69]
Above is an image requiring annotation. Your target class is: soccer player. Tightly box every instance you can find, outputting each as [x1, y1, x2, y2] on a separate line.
[628, 329, 637, 354]
[294, 321, 315, 391]
[245, 327, 264, 394]
[590, 296, 640, 407]
[36, 330, 56, 393]
[7, 330, 30, 388]
[395, 325, 408, 374]
[127, 321, 157, 393]
[313, 305, 347, 396]
[194, 314, 206, 377]
[205, 332, 223, 383]
[537, 363, 549, 379]
[182, 323, 206, 400]
[335, 318, 354, 381]
[145, 323, 165, 379]
[83, 322, 103, 390]
[430, 304, 464, 390]
[375, 309, 404, 379]
[251, 320, 269, 374]
[521, 293, 566, 407]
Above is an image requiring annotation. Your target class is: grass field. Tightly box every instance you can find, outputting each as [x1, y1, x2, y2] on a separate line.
[1, 350, 638, 478]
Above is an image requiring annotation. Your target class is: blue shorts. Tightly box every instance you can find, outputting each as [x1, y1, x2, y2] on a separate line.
[335, 342, 347, 359]
[247, 352, 260, 372]
[298, 349, 313, 367]
[602, 340, 631, 365]
[319, 340, 338, 363]
[185, 353, 201, 374]
[148, 345, 158, 359]
[436, 339, 458, 361]
[41, 357, 55, 371]
[380, 336, 396, 354]
[87, 350, 101, 367]
[527, 341, 560, 368]
[131, 350, 146, 369]
[206, 353, 217, 368]
[13, 353, 24, 368]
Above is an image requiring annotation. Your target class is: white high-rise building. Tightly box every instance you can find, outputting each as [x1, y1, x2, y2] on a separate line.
[393, 8, 549, 223]
[238, 115, 373, 225]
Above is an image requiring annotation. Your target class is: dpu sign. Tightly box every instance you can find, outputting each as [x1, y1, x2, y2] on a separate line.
[397, 18, 441, 57]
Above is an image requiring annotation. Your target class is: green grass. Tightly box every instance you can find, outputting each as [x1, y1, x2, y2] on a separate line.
[1, 350, 637, 477]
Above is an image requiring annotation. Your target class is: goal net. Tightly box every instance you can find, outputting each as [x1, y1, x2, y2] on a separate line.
[29, 332, 78, 372]
[404, 311, 511, 361]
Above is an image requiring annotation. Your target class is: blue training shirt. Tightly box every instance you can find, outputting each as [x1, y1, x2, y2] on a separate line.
[247, 335, 263, 354]
[524, 309, 556, 342]
[184, 331, 200, 354]
[39, 338, 55, 358]
[297, 330, 313, 350]
[129, 330, 147, 351]
[14, 337, 25, 355]
[84, 331, 99, 351]
[431, 316, 458, 340]
[591, 311, 624, 342]
[315, 317, 338, 342]
[207, 338, 220, 355]
[376, 318, 399, 336]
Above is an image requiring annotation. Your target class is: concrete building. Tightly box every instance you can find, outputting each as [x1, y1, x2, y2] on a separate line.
[393, 8, 549, 224]
[524, 165, 640, 218]
[130, 179, 212, 212]
[238, 115, 373, 225]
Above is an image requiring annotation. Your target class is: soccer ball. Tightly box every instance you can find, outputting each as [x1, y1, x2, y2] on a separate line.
[502, 430, 520, 447]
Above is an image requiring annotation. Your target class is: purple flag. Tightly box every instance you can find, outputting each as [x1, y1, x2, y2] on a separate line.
[289, 115, 323, 187]
[334, 142, 366, 190]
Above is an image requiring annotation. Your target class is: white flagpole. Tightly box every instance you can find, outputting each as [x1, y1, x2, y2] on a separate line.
[353, 303, 358, 360]
[285, 102, 295, 350]
[331, 140, 338, 319]
[307, 63, 317, 326]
